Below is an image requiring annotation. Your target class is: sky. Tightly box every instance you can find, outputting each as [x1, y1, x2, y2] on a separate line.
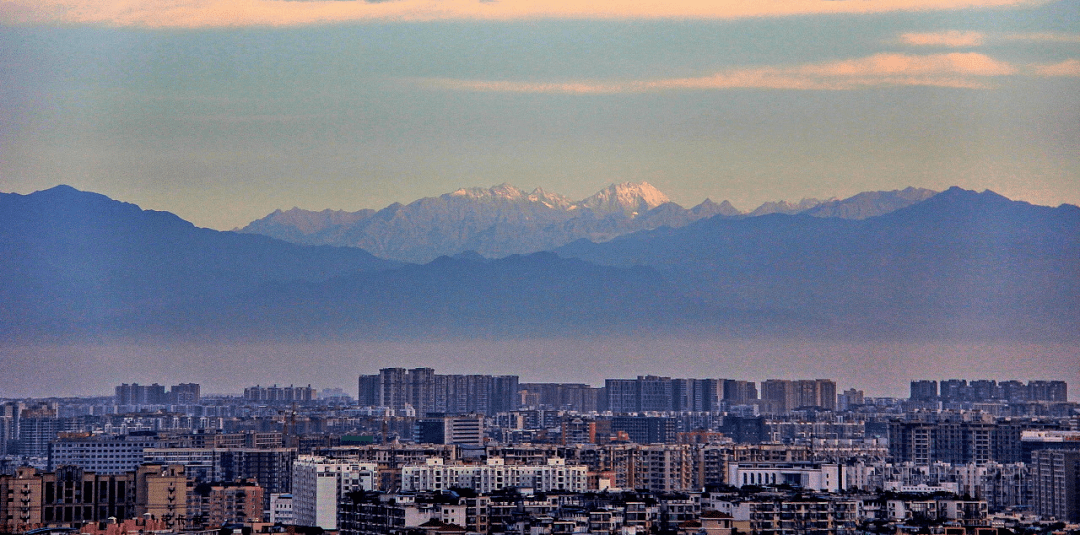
[1, 0, 1078, 230]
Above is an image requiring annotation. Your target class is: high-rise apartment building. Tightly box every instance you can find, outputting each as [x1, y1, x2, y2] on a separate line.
[611, 416, 677, 444]
[115, 383, 168, 406]
[605, 379, 640, 413]
[837, 389, 864, 411]
[1028, 380, 1069, 402]
[17, 404, 59, 457]
[517, 383, 604, 412]
[242, 384, 315, 403]
[940, 379, 971, 402]
[915, 379, 1067, 403]
[672, 378, 719, 412]
[721, 380, 758, 406]
[143, 447, 296, 515]
[760, 379, 836, 414]
[910, 380, 939, 401]
[889, 421, 1066, 465]
[1031, 448, 1080, 522]
[292, 455, 378, 529]
[358, 368, 519, 416]
[169, 383, 201, 404]
[0, 402, 21, 457]
[605, 376, 725, 414]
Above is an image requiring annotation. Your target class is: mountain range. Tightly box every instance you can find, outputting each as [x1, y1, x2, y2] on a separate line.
[237, 183, 937, 263]
[0, 186, 397, 338]
[1, 184, 1077, 343]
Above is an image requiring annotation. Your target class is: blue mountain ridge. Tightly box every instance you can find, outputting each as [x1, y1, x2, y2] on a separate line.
[2, 185, 1077, 342]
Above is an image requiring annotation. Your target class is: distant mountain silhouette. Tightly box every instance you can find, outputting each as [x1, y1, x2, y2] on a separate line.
[2, 185, 1075, 343]
[237, 184, 939, 263]
[0, 185, 398, 338]
[131, 252, 703, 339]
[556, 187, 1080, 340]
[802, 187, 937, 219]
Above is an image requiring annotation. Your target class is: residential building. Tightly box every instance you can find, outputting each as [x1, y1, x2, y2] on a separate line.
[401, 457, 588, 493]
[292, 455, 379, 529]
[49, 433, 164, 474]
[1031, 448, 1080, 522]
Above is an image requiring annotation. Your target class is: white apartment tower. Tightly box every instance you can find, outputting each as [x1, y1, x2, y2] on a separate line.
[292, 455, 378, 529]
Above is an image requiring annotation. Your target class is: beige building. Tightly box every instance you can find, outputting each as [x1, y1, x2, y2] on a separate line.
[135, 464, 189, 528]
[0, 464, 189, 533]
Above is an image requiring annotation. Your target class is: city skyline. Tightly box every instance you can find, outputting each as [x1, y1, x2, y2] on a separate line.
[2, 3, 1077, 530]
[10, 369, 1074, 403]
[3, 369, 1076, 531]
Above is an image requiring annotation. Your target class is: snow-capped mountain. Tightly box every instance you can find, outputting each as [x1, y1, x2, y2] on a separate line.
[574, 182, 670, 214]
[236, 183, 938, 262]
[5, 185, 1076, 351]
[447, 184, 574, 210]
[237, 182, 718, 262]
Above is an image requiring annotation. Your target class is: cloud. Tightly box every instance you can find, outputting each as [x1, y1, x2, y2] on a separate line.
[899, 30, 986, 47]
[424, 53, 1019, 93]
[0, 0, 1051, 28]
[1033, 59, 1080, 77]
[1001, 32, 1080, 43]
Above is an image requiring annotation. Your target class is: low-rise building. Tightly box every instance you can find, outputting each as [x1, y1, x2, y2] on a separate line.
[727, 462, 843, 492]
[401, 457, 588, 493]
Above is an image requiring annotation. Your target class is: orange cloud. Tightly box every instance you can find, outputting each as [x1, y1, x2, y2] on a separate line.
[0, 0, 1051, 28]
[1033, 59, 1080, 77]
[899, 30, 986, 47]
[425, 53, 1018, 93]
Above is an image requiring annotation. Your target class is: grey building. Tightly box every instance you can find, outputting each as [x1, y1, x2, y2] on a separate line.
[1031, 448, 1080, 522]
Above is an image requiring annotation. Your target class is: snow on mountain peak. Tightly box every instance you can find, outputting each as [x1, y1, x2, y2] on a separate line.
[527, 187, 573, 209]
[448, 183, 526, 201]
[575, 182, 670, 214]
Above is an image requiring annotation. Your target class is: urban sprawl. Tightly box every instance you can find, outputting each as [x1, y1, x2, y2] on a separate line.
[1, 370, 1077, 535]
